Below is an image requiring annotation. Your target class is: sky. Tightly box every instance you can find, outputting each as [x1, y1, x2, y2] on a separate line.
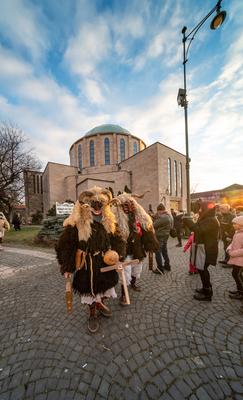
[0, 0, 242, 193]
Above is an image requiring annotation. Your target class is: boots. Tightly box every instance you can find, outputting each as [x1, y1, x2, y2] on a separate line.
[195, 285, 213, 295]
[120, 285, 129, 306]
[130, 276, 142, 291]
[88, 303, 99, 333]
[96, 301, 112, 317]
[189, 263, 198, 274]
[194, 287, 213, 301]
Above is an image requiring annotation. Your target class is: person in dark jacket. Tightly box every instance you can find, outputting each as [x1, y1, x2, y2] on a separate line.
[183, 202, 220, 301]
[12, 213, 21, 231]
[174, 210, 184, 247]
[218, 204, 234, 266]
[153, 204, 173, 273]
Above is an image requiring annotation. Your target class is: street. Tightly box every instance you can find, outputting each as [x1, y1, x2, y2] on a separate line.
[0, 241, 243, 400]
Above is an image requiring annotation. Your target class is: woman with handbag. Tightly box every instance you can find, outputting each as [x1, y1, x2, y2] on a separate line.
[183, 202, 220, 301]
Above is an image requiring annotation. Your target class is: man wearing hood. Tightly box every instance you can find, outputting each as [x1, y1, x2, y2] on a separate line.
[183, 202, 220, 301]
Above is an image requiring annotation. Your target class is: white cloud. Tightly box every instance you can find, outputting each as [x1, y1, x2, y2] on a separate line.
[64, 18, 111, 77]
[133, 3, 183, 71]
[83, 79, 106, 105]
[0, 45, 32, 78]
[0, 0, 48, 60]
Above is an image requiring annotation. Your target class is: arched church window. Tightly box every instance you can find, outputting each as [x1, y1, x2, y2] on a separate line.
[33, 175, 36, 194]
[180, 162, 183, 196]
[174, 160, 178, 196]
[37, 175, 40, 194]
[168, 158, 172, 195]
[133, 142, 138, 154]
[104, 138, 110, 165]
[78, 144, 82, 170]
[120, 138, 125, 161]
[90, 140, 95, 166]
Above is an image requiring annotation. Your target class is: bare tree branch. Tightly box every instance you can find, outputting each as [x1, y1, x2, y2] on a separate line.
[0, 122, 41, 216]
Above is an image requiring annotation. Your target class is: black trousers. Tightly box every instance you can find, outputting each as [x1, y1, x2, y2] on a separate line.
[198, 263, 211, 289]
[232, 265, 243, 293]
[176, 228, 182, 245]
[155, 238, 170, 269]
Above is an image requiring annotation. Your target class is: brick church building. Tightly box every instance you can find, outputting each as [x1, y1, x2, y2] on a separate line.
[24, 124, 187, 217]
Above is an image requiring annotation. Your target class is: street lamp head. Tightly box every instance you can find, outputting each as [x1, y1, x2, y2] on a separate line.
[210, 9, 226, 30]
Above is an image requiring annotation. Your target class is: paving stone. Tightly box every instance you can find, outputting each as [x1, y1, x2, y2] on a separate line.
[146, 383, 161, 399]
[230, 381, 243, 393]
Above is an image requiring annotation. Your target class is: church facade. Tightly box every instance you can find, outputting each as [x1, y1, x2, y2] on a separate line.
[24, 124, 187, 217]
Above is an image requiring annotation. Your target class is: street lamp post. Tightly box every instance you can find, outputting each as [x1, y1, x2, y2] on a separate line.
[177, 0, 227, 215]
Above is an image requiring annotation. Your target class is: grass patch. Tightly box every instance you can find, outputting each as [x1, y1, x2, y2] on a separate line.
[4, 226, 53, 250]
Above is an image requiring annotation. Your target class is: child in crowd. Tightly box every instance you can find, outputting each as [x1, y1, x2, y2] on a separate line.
[0, 212, 10, 250]
[183, 232, 198, 274]
[227, 216, 243, 300]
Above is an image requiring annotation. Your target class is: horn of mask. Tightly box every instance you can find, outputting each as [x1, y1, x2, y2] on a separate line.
[131, 190, 151, 199]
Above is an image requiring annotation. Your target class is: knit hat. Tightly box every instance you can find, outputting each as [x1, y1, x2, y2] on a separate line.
[232, 216, 243, 227]
[157, 203, 165, 211]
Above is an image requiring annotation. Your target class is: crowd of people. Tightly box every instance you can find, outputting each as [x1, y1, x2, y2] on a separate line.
[151, 201, 243, 308]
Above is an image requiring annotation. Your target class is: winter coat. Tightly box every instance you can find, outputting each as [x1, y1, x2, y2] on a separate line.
[227, 229, 243, 268]
[0, 218, 10, 238]
[183, 208, 220, 266]
[173, 213, 184, 230]
[219, 212, 234, 241]
[153, 212, 173, 241]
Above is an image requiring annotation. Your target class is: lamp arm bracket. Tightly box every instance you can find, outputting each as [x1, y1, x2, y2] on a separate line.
[185, 6, 216, 41]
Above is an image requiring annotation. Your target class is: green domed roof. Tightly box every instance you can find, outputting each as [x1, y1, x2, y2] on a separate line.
[84, 124, 131, 137]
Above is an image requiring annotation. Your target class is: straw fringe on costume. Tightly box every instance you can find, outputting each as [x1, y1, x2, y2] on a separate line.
[112, 193, 154, 241]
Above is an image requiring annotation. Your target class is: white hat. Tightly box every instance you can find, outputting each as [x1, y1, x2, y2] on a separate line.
[232, 216, 243, 227]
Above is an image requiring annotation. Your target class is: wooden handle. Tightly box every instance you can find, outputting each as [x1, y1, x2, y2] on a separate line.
[148, 252, 153, 270]
[100, 259, 139, 273]
[119, 267, 130, 305]
[65, 277, 73, 313]
[75, 249, 82, 270]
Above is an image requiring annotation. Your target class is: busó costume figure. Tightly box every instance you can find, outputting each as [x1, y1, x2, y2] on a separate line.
[56, 187, 126, 333]
[111, 192, 159, 305]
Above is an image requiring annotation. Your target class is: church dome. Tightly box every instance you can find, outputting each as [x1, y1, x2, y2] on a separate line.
[84, 124, 131, 137]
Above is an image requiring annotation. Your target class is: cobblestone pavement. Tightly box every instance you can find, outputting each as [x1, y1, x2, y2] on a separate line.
[0, 241, 243, 400]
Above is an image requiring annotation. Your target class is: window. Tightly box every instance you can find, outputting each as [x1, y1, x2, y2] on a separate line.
[90, 140, 95, 166]
[120, 138, 125, 161]
[133, 142, 138, 155]
[37, 175, 40, 194]
[168, 158, 172, 195]
[78, 144, 82, 170]
[180, 162, 183, 196]
[104, 138, 110, 165]
[174, 160, 178, 196]
[33, 175, 36, 194]
[41, 175, 43, 194]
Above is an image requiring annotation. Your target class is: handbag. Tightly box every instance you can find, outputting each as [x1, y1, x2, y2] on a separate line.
[170, 228, 177, 238]
[191, 243, 206, 270]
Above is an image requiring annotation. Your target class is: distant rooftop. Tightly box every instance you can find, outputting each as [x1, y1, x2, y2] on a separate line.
[84, 124, 131, 137]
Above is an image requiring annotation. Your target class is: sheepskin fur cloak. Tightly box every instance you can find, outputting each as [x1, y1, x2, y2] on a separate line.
[56, 221, 126, 295]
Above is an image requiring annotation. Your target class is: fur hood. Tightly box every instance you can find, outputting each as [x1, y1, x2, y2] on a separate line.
[111, 192, 153, 241]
